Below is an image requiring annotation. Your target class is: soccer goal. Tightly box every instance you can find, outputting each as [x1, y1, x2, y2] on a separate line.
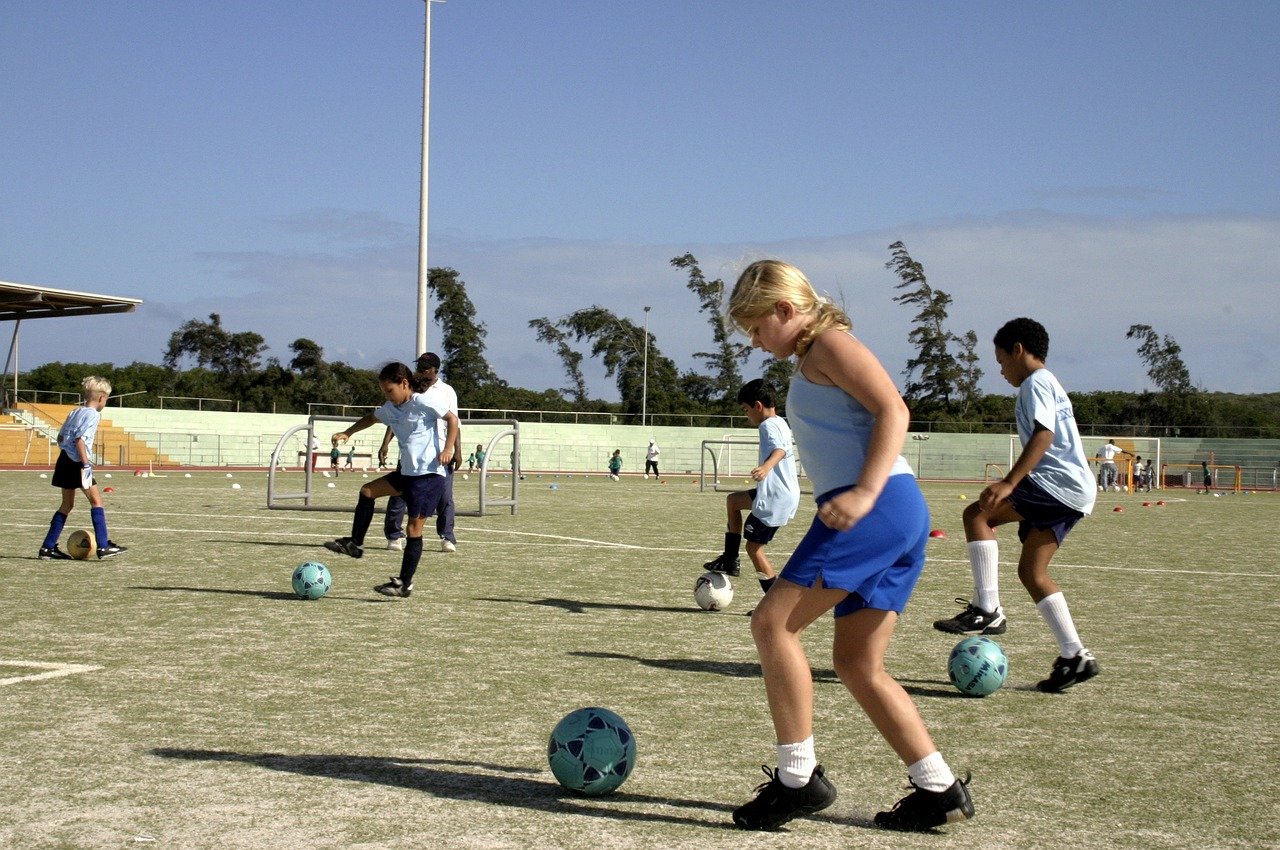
[1084, 437, 1163, 492]
[699, 437, 760, 492]
[1162, 463, 1242, 494]
[266, 415, 521, 516]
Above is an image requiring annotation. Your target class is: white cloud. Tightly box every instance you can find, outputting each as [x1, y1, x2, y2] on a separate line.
[17, 212, 1279, 398]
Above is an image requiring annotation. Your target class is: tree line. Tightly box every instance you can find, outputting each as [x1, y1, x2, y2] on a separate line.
[17, 246, 1280, 437]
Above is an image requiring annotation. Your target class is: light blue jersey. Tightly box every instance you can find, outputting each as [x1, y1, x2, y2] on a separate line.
[787, 367, 913, 500]
[753, 415, 800, 527]
[375, 392, 449, 476]
[57, 406, 101, 461]
[1017, 368, 1096, 515]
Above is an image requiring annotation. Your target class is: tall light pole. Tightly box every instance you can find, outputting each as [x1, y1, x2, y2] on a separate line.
[416, 0, 444, 357]
[641, 306, 651, 428]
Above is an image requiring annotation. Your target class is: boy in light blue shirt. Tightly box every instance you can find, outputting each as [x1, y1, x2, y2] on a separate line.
[704, 379, 800, 598]
[39, 376, 127, 560]
[934, 317, 1100, 693]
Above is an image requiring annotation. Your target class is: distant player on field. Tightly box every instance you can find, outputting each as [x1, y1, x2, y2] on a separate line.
[933, 317, 1100, 693]
[703, 379, 799, 602]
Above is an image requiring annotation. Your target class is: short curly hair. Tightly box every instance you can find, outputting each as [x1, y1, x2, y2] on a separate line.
[992, 317, 1049, 361]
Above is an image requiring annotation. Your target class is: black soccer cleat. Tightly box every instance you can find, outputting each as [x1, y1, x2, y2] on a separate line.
[1035, 649, 1099, 693]
[374, 577, 412, 598]
[38, 546, 72, 560]
[704, 553, 741, 577]
[732, 764, 837, 831]
[874, 773, 975, 832]
[97, 541, 128, 560]
[324, 537, 364, 559]
[933, 598, 1007, 635]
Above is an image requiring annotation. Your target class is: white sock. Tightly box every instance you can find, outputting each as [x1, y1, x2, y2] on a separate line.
[907, 752, 956, 793]
[1037, 592, 1084, 658]
[968, 540, 1001, 613]
[777, 736, 816, 789]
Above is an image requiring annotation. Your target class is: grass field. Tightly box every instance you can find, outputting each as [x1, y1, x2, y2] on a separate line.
[2, 469, 1278, 849]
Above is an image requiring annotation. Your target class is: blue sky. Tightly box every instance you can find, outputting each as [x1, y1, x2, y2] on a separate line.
[3, 1, 1278, 398]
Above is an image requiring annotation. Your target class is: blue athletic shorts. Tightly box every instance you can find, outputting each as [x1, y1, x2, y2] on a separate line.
[385, 469, 447, 520]
[780, 474, 930, 617]
[1008, 476, 1085, 544]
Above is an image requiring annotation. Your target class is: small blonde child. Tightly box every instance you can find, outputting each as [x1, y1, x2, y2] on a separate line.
[38, 376, 128, 560]
[724, 260, 972, 833]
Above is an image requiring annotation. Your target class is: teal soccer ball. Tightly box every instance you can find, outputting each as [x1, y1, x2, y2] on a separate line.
[291, 561, 332, 600]
[548, 707, 636, 795]
[948, 636, 1008, 696]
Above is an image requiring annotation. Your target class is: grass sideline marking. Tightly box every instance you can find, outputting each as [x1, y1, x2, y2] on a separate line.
[0, 660, 103, 687]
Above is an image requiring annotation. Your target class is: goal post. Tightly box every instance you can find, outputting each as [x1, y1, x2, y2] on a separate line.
[1161, 463, 1242, 494]
[267, 415, 521, 515]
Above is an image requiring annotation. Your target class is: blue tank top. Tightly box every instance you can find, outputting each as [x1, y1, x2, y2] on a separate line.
[786, 367, 913, 500]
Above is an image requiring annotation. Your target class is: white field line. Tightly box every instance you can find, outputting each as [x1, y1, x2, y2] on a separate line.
[5, 516, 1276, 579]
[0, 660, 103, 687]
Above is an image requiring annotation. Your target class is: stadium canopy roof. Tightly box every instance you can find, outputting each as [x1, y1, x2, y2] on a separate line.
[1, 280, 143, 408]
[0, 280, 142, 322]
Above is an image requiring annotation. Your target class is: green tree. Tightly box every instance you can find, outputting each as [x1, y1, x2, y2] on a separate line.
[557, 306, 682, 418]
[428, 267, 501, 401]
[670, 253, 751, 409]
[886, 241, 981, 416]
[528, 317, 588, 403]
[162, 313, 266, 379]
[1125, 324, 1195, 394]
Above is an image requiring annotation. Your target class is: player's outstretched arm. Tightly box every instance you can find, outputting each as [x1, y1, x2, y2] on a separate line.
[334, 413, 380, 445]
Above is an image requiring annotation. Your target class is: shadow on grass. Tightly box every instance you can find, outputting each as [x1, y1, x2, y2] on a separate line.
[149, 748, 736, 830]
[476, 596, 695, 615]
[128, 585, 381, 603]
[569, 650, 841, 684]
[203, 539, 333, 550]
[892, 678, 973, 699]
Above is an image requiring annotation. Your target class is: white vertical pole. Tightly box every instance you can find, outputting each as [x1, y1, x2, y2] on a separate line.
[416, 1, 437, 358]
[641, 306, 651, 428]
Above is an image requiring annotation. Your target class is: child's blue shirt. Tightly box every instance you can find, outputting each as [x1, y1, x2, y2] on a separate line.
[57, 406, 101, 461]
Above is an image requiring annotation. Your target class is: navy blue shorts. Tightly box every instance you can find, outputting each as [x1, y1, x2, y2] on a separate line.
[1008, 476, 1085, 544]
[385, 469, 448, 520]
[52, 450, 89, 489]
[743, 512, 780, 544]
[780, 474, 930, 617]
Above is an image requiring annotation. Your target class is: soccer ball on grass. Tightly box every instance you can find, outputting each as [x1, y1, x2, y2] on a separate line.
[291, 561, 332, 600]
[693, 571, 733, 611]
[948, 636, 1008, 696]
[548, 707, 636, 795]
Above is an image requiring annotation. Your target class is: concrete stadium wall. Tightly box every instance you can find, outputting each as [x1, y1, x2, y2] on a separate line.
[93, 408, 1280, 487]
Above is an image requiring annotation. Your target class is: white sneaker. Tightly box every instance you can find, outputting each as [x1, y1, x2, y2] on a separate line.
[441, 538, 457, 553]
[387, 538, 405, 551]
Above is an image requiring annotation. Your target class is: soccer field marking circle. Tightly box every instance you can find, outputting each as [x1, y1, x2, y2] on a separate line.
[0, 660, 103, 687]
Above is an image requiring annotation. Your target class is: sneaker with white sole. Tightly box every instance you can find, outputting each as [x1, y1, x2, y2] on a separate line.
[387, 537, 405, 552]
[38, 546, 73, 560]
[324, 537, 364, 559]
[441, 538, 457, 553]
[732, 764, 837, 831]
[96, 541, 128, 560]
[1035, 649, 1099, 692]
[874, 773, 974, 831]
[932, 598, 1006, 635]
[374, 577, 412, 598]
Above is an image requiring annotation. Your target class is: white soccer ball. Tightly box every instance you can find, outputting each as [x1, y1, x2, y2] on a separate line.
[326, 482, 336, 488]
[694, 571, 734, 612]
[610, 474, 619, 482]
[463, 473, 469, 480]
[643, 473, 650, 480]
[231, 482, 241, 490]
[226, 473, 234, 479]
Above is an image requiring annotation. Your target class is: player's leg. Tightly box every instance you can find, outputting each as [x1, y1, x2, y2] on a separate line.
[377, 476, 439, 598]
[706, 491, 751, 575]
[39, 488, 78, 559]
[934, 499, 1018, 634]
[1018, 528, 1098, 692]
[329, 474, 398, 558]
[744, 541, 777, 594]
[437, 473, 457, 551]
[384, 496, 407, 549]
[842, 608, 974, 830]
[733, 579, 843, 830]
[81, 479, 124, 559]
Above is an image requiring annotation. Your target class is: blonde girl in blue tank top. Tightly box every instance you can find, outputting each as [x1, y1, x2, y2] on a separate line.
[723, 260, 974, 833]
